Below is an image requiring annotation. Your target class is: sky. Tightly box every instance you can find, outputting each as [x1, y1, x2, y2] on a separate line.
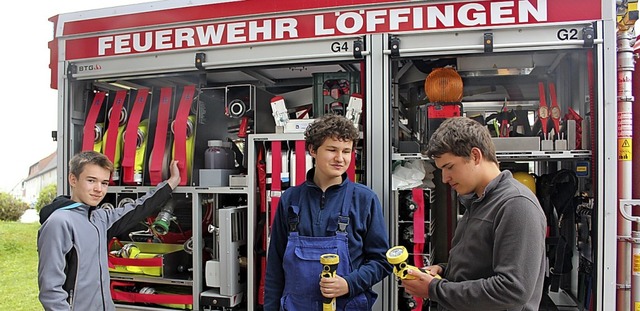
[0, 0, 156, 192]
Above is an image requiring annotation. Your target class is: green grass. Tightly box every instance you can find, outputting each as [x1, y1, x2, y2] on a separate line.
[0, 222, 42, 311]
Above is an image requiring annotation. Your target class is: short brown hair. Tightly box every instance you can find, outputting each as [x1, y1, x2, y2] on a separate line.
[69, 151, 114, 177]
[304, 114, 359, 151]
[425, 117, 498, 164]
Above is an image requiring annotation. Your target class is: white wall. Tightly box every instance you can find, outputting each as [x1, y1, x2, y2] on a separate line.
[23, 169, 56, 206]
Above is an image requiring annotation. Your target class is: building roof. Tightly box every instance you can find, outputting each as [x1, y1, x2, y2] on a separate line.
[24, 151, 57, 182]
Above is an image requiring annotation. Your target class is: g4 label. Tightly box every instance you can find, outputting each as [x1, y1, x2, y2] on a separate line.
[331, 42, 349, 52]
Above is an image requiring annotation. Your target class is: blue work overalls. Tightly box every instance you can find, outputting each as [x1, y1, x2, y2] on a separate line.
[278, 182, 371, 310]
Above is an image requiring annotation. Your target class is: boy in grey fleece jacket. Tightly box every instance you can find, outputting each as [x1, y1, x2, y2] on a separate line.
[37, 151, 181, 311]
[401, 117, 546, 311]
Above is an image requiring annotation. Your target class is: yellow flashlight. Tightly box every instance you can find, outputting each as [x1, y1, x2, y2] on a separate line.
[386, 246, 441, 280]
[320, 254, 339, 311]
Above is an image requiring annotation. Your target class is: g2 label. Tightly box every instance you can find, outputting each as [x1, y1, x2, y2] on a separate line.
[557, 29, 579, 41]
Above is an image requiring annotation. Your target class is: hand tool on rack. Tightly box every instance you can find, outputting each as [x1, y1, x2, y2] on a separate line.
[499, 102, 510, 137]
[537, 82, 556, 150]
[484, 104, 515, 137]
[548, 82, 563, 139]
[537, 82, 550, 140]
[497, 100, 517, 137]
[548, 82, 569, 149]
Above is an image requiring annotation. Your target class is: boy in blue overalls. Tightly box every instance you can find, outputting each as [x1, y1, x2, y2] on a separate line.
[265, 114, 392, 310]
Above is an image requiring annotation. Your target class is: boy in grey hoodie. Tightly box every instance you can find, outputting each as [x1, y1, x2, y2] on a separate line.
[37, 151, 181, 311]
[401, 117, 546, 311]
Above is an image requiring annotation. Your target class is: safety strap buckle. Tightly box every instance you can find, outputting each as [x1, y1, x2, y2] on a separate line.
[337, 216, 349, 232]
[288, 205, 300, 232]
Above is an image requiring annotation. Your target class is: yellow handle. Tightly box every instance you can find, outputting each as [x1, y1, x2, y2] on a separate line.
[394, 264, 441, 280]
[323, 301, 336, 311]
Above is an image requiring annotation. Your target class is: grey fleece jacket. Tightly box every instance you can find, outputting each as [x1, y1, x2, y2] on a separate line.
[37, 182, 171, 311]
[429, 171, 546, 311]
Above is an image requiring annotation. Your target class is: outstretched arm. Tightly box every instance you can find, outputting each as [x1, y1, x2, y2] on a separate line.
[166, 160, 181, 189]
[106, 160, 181, 238]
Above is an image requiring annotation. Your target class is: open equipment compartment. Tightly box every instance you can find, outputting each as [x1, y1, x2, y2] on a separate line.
[50, 0, 621, 310]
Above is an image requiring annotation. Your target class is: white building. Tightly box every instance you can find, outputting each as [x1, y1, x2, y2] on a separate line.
[9, 180, 25, 200]
[21, 152, 57, 206]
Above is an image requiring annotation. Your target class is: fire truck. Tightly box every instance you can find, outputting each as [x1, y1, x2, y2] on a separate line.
[48, 0, 637, 310]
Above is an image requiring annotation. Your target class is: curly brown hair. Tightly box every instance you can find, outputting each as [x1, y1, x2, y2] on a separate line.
[425, 117, 498, 164]
[304, 114, 359, 151]
[69, 151, 114, 178]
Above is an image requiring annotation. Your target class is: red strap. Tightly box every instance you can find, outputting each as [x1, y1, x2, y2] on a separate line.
[411, 187, 425, 311]
[122, 89, 149, 184]
[413, 296, 424, 311]
[112, 292, 193, 305]
[348, 151, 356, 181]
[257, 145, 267, 213]
[82, 91, 107, 151]
[411, 187, 425, 260]
[270, 141, 282, 225]
[238, 116, 250, 138]
[587, 50, 596, 196]
[295, 140, 306, 186]
[103, 90, 127, 164]
[107, 237, 125, 269]
[257, 144, 268, 304]
[111, 281, 193, 305]
[149, 87, 173, 185]
[108, 256, 163, 267]
[133, 293, 192, 305]
[413, 242, 425, 268]
[172, 85, 196, 186]
[258, 256, 267, 304]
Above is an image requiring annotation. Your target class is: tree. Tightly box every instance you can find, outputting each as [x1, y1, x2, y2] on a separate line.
[0, 192, 29, 221]
[35, 184, 57, 213]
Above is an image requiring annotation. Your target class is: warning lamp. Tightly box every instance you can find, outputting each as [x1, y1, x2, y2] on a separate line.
[424, 67, 463, 103]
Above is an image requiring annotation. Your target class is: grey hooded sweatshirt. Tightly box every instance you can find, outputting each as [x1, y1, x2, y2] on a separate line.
[428, 171, 547, 310]
[37, 181, 171, 311]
